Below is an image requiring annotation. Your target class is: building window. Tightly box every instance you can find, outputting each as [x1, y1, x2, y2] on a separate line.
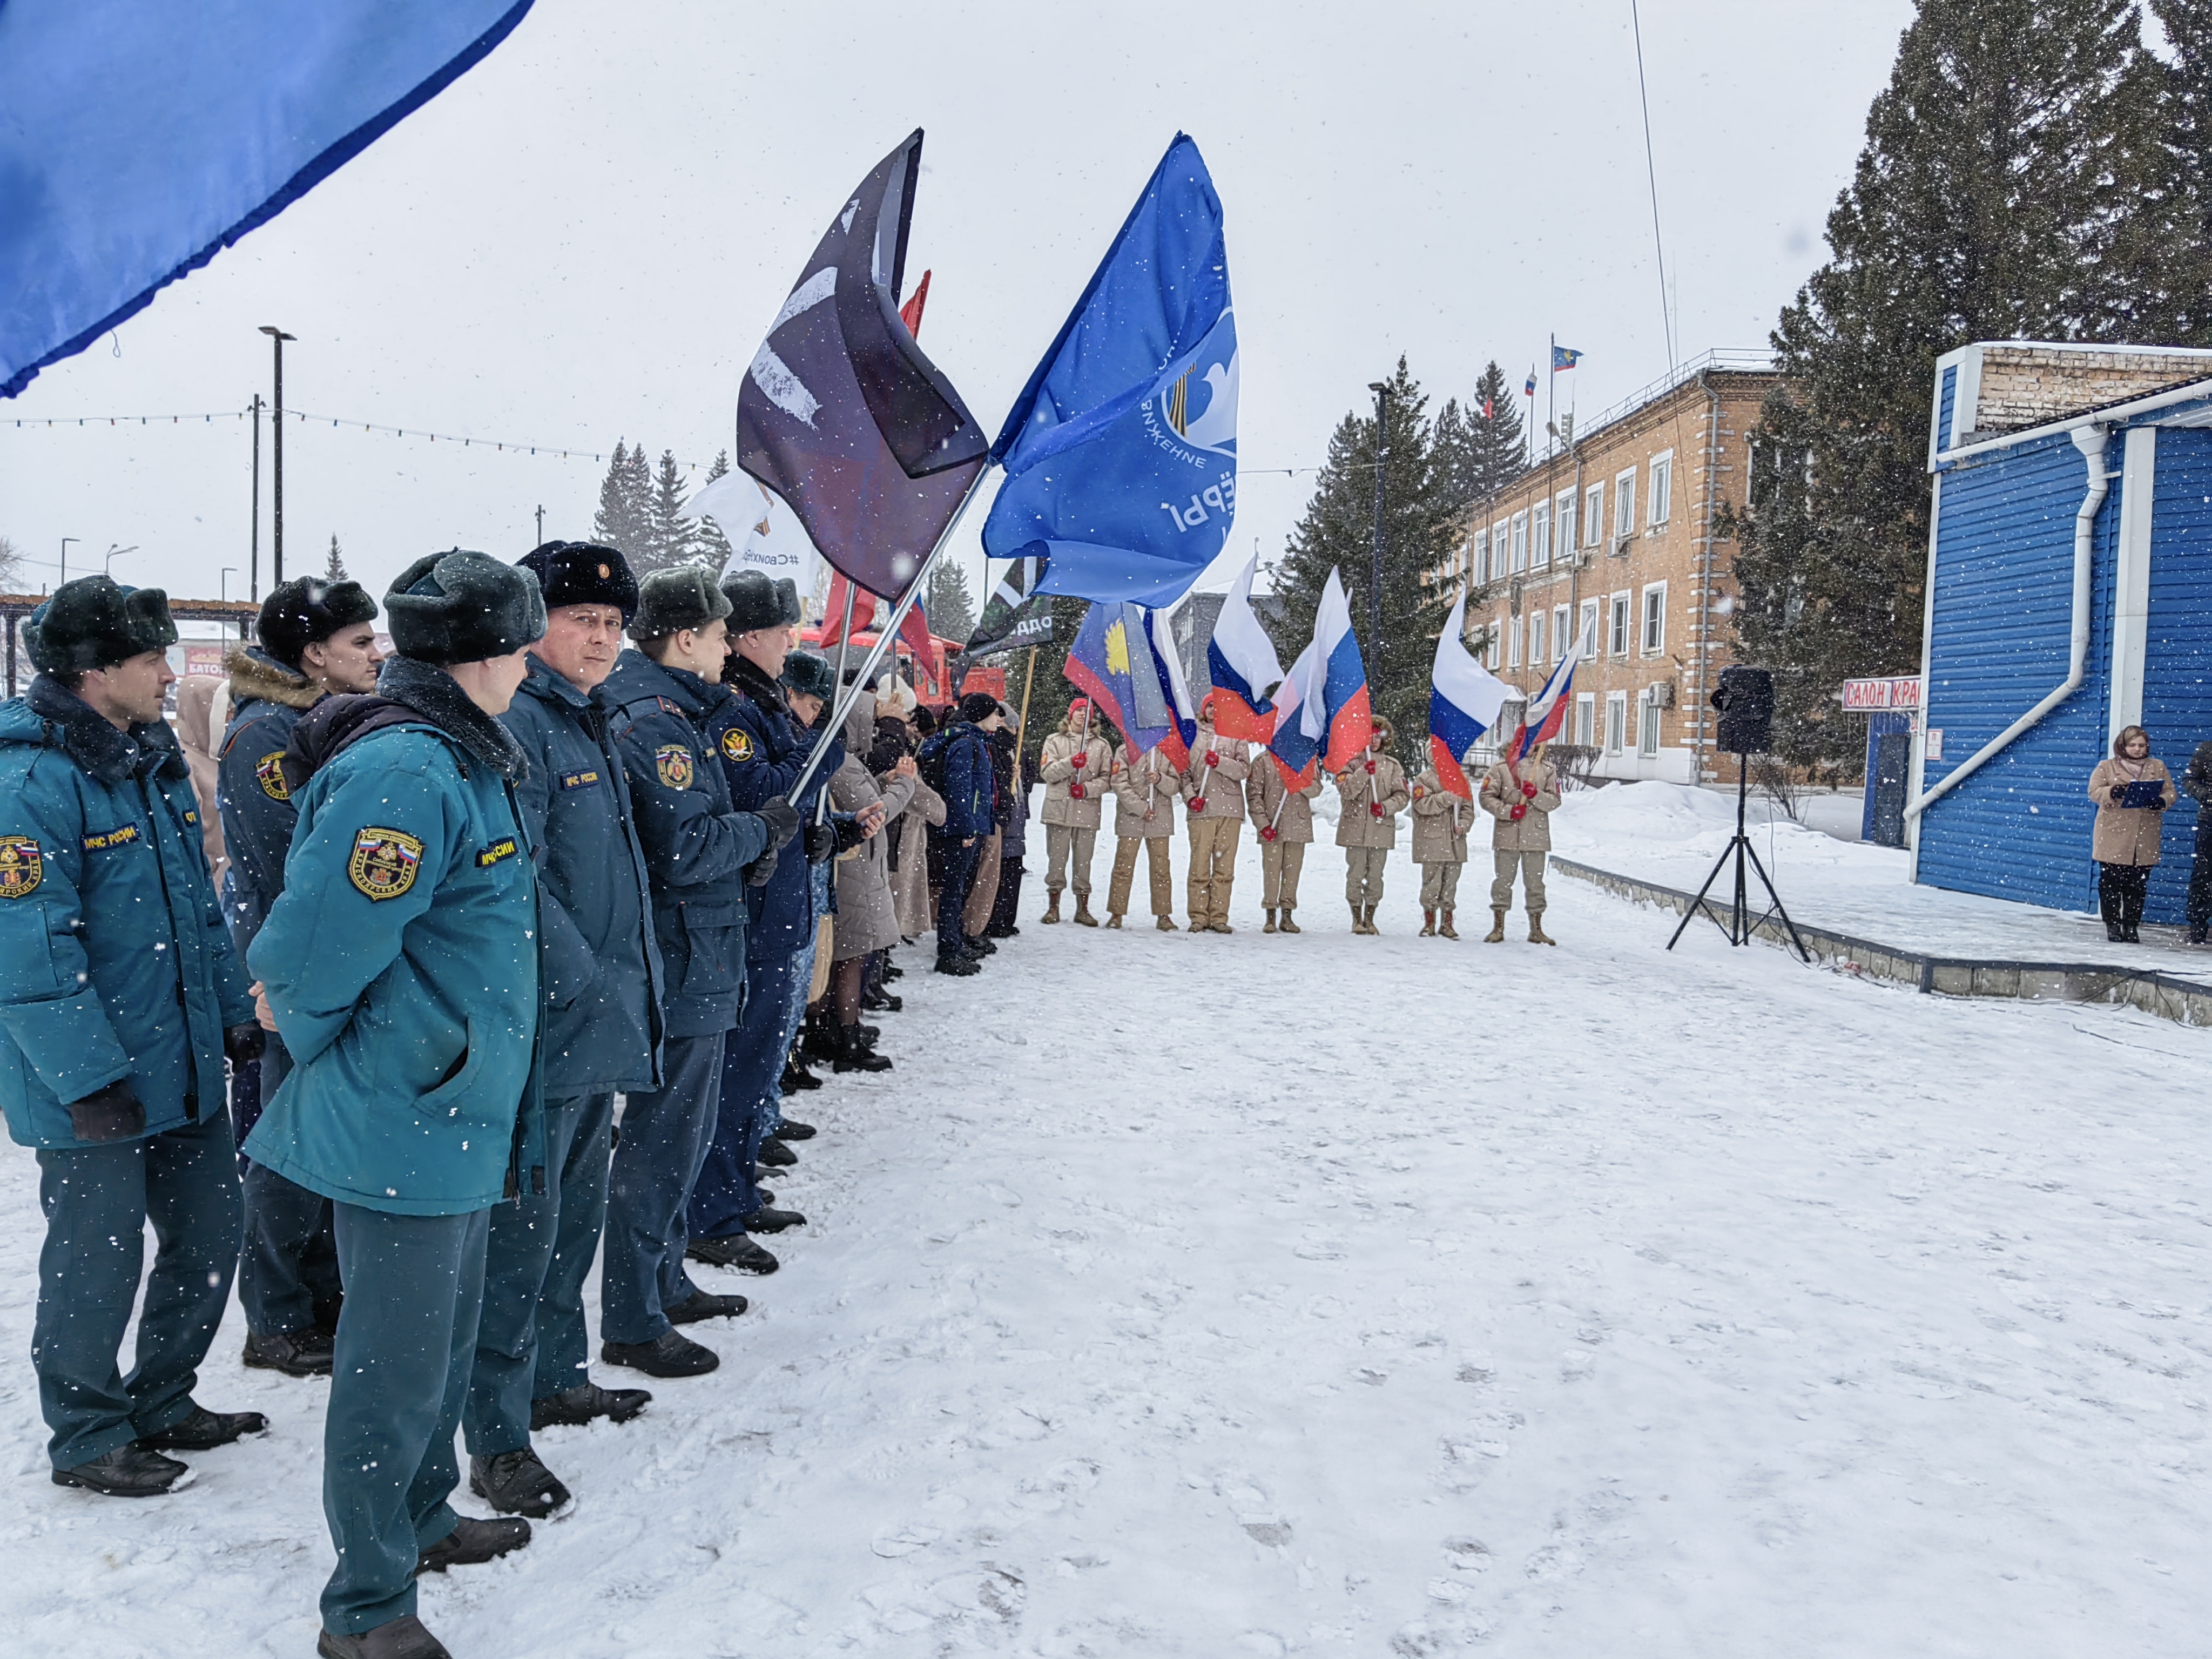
[1615, 468, 1636, 539]
[1604, 691, 1628, 754]
[1641, 582, 1667, 654]
[1574, 693, 1595, 747]
[1510, 511, 1528, 573]
[1609, 591, 1632, 656]
[1578, 598, 1600, 656]
[1508, 615, 1522, 667]
[1473, 528, 1490, 585]
[1649, 450, 1674, 527]
[1552, 605, 1570, 663]
[1528, 609, 1546, 666]
[1638, 689, 1662, 757]
[1493, 520, 1510, 577]
[1555, 490, 1577, 557]
[1584, 483, 1606, 548]
[1531, 502, 1550, 568]
[1485, 622, 1501, 670]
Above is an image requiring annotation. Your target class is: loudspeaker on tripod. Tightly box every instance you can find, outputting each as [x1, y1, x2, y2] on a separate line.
[1711, 666, 1774, 755]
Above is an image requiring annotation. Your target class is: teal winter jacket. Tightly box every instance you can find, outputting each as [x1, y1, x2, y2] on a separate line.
[0, 677, 254, 1149]
[245, 660, 545, 1215]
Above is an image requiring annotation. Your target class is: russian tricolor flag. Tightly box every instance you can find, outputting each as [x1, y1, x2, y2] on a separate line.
[1147, 605, 1198, 771]
[1428, 594, 1510, 798]
[1506, 607, 1587, 762]
[1266, 636, 1321, 790]
[1306, 567, 1373, 772]
[1205, 552, 1284, 742]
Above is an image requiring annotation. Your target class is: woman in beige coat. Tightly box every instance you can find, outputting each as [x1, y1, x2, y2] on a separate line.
[1038, 699, 1114, 925]
[1108, 736, 1180, 929]
[1181, 698, 1251, 933]
[891, 713, 946, 942]
[173, 673, 228, 888]
[1479, 744, 1562, 944]
[1333, 715, 1410, 934]
[2088, 724, 2176, 942]
[1245, 754, 1323, 933]
[1408, 764, 1472, 938]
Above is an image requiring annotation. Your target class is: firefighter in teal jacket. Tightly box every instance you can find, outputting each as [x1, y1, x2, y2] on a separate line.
[246, 551, 548, 1659]
[0, 577, 267, 1500]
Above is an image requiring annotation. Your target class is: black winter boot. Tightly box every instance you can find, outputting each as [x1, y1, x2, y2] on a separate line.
[316, 1614, 451, 1659]
[665, 1287, 748, 1323]
[416, 1514, 531, 1575]
[530, 1380, 651, 1429]
[137, 1405, 269, 1451]
[601, 1329, 719, 1378]
[244, 1325, 334, 1376]
[774, 1117, 817, 1141]
[834, 1024, 893, 1073]
[686, 1232, 780, 1274]
[757, 1135, 797, 1168]
[780, 1057, 824, 1091]
[51, 1443, 188, 1498]
[469, 1448, 570, 1519]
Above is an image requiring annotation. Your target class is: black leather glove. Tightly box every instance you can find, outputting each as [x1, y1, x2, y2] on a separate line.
[70, 1078, 146, 1143]
[756, 795, 802, 850]
[224, 1021, 266, 1065]
[804, 820, 836, 864]
[832, 812, 867, 855]
[745, 844, 779, 887]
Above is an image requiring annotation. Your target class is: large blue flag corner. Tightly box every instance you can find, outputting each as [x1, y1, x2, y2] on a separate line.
[982, 133, 1236, 610]
[1, 1, 536, 398]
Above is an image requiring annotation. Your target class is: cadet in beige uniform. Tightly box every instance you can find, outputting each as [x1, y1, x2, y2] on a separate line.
[1333, 715, 1410, 934]
[1037, 700, 1112, 926]
[1180, 699, 1251, 933]
[1107, 737, 1179, 929]
[1245, 754, 1321, 934]
[1408, 763, 1472, 938]
[1478, 745, 1562, 943]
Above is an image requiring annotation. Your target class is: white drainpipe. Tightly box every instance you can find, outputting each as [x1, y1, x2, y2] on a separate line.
[1905, 423, 2109, 821]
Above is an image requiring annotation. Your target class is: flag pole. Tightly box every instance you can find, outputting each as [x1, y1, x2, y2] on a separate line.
[1546, 334, 1556, 468]
[785, 466, 994, 803]
[1016, 644, 1037, 745]
[816, 579, 861, 824]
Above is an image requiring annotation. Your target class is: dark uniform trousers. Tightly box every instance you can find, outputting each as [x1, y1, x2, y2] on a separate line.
[235, 1037, 344, 1337]
[322, 1203, 489, 1637]
[464, 1089, 614, 1454]
[936, 838, 983, 961]
[32, 1106, 241, 1469]
[602, 1034, 725, 1346]
[688, 956, 790, 1243]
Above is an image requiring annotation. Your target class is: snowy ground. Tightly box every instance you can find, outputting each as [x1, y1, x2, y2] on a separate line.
[4, 826, 2210, 1658]
[1553, 780, 2212, 978]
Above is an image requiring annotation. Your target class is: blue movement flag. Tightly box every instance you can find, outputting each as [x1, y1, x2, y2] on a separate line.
[1552, 345, 1583, 371]
[984, 134, 1236, 610]
[1, 1, 536, 397]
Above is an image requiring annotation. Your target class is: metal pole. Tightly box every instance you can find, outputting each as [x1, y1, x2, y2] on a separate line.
[535, 504, 545, 545]
[1016, 645, 1037, 746]
[249, 394, 262, 600]
[261, 326, 295, 583]
[815, 579, 861, 824]
[1367, 381, 1388, 678]
[60, 537, 77, 585]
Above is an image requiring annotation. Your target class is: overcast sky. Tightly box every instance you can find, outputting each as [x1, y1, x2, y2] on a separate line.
[0, 0, 1915, 623]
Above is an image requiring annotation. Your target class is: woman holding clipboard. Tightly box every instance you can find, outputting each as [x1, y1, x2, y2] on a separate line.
[2088, 725, 2177, 941]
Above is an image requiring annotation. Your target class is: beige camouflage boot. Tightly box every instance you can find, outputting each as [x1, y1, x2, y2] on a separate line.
[1105, 913, 1124, 929]
[1350, 900, 1366, 933]
[1420, 909, 1436, 937]
[1263, 909, 1278, 934]
[1438, 910, 1459, 940]
[1155, 914, 1177, 931]
[1483, 909, 1506, 943]
[1528, 913, 1555, 946]
[1073, 898, 1100, 927]
[1279, 908, 1301, 934]
[1041, 893, 1062, 924]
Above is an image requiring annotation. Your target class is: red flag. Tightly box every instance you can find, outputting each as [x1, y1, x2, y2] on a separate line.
[899, 269, 932, 338]
[820, 567, 938, 676]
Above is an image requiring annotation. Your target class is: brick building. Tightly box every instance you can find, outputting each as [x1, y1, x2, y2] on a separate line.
[1429, 350, 1778, 784]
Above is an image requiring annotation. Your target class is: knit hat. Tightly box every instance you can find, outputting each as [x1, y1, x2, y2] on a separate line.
[957, 691, 999, 724]
[913, 704, 938, 737]
[24, 576, 179, 673]
[516, 541, 639, 623]
[722, 568, 804, 635]
[255, 576, 378, 668]
[632, 567, 732, 639]
[384, 550, 547, 665]
[781, 650, 837, 702]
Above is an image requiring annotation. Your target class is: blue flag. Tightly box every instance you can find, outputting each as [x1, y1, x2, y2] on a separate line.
[2, 2, 536, 398]
[984, 134, 1236, 610]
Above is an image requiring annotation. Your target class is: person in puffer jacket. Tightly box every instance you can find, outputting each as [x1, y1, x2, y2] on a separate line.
[1333, 714, 1410, 933]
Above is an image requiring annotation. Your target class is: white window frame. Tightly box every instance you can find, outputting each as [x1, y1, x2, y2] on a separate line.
[1614, 468, 1637, 540]
[1508, 614, 1523, 667]
[1531, 502, 1550, 569]
[1578, 598, 1600, 656]
[1510, 510, 1529, 573]
[1641, 581, 1667, 655]
[1604, 691, 1628, 755]
[1485, 620, 1501, 670]
[1473, 528, 1490, 585]
[1637, 687, 1662, 757]
[1493, 520, 1511, 578]
[1527, 608, 1546, 666]
[1648, 449, 1674, 527]
[1574, 692, 1595, 747]
[1608, 590, 1632, 657]
[1555, 490, 1578, 560]
[1584, 483, 1606, 548]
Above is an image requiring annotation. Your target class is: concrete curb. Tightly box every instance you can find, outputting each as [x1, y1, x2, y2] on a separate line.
[1551, 855, 2212, 1028]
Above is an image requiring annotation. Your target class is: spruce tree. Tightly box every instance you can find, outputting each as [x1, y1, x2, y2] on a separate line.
[325, 535, 348, 582]
[1431, 362, 1525, 517]
[637, 449, 695, 574]
[1269, 358, 1461, 761]
[922, 560, 977, 643]
[592, 441, 650, 559]
[1727, 0, 2146, 767]
[693, 450, 736, 572]
[2103, 2, 2212, 342]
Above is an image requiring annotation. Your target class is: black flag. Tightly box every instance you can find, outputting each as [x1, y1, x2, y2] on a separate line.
[736, 130, 988, 599]
[966, 555, 1055, 658]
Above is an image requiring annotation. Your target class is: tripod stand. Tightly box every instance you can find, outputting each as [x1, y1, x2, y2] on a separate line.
[1665, 761, 1811, 962]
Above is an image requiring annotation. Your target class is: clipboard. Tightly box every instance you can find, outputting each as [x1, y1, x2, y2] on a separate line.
[2118, 778, 2166, 809]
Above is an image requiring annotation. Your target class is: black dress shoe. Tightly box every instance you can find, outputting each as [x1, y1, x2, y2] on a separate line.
[757, 1136, 798, 1168]
[935, 954, 979, 976]
[965, 935, 997, 956]
[602, 1329, 719, 1378]
[244, 1326, 334, 1376]
[316, 1614, 451, 1659]
[861, 988, 903, 1012]
[52, 1443, 188, 1498]
[742, 1205, 808, 1234]
[138, 1405, 269, 1451]
[666, 1287, 749, 1323]
[685, 1232, 780, 1274]
[469, 1448, 570, 1519]
[800, 1025, 840, 1063]
[416, 1514, 531, 1575]
[773, 1117, 817, 1141]
[530, 1380, 651, 1429]
[881, 962, 904, 981]
[780, 1061, 824, 1091]
[834, 1028, 893, 1073]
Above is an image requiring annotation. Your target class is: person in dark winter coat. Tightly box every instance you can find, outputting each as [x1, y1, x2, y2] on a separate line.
[598, 570, 787, 1373]
[247, 551, 549, 1657]
[0, 577, 266, 1501]
[462, 543, 666, 1522]
[986, 727, 1035, 936]
[922, 692, 1000, 974]
[2184, 739, 2212, 945]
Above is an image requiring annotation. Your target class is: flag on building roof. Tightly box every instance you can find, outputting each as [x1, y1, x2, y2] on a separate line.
[1204, 552, 1283, 743]
[1427, 592, 1510, 799]
[736, 129, 988, 601]
[1524, 369, 1537, 397]
[1552, 345, 1583, 371]
[983, 133, 1237, 609]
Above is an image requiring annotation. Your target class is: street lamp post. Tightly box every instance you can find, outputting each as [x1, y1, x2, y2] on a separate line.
[249, 392, 263, 600]
[221, 567, 239, 640]
[1366, 380, 1390, 679]
[103, 543, 137, 577]
[60, 537, 78, 584]
[260, 326, 296, 583]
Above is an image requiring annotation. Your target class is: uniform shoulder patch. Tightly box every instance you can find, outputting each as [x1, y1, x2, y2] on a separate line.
[476, 836, 520, 868]
[558, 768, 602, 791]
[82, 824, 141, 853]
[347, 827, 425, 901]
[720, 727, 754, 763]
[0, 835, 43, 899]
[656, 744, 696, 790]
[255, 751, 291, 801]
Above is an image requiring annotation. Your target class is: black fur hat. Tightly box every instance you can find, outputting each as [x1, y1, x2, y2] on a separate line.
[633, 567, 732, 639]
[957, 691, 1000, 724]
[383, 550, 547, 665]
[255, 577, 378, 668]
[722, 568, 804, 635]
[24, 577, 179, 673]
[780, 650, 838, 702]
[516, 541, 639, 623]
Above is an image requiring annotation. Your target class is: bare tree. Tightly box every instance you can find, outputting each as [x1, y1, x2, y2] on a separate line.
[0, 535, 23, 591]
